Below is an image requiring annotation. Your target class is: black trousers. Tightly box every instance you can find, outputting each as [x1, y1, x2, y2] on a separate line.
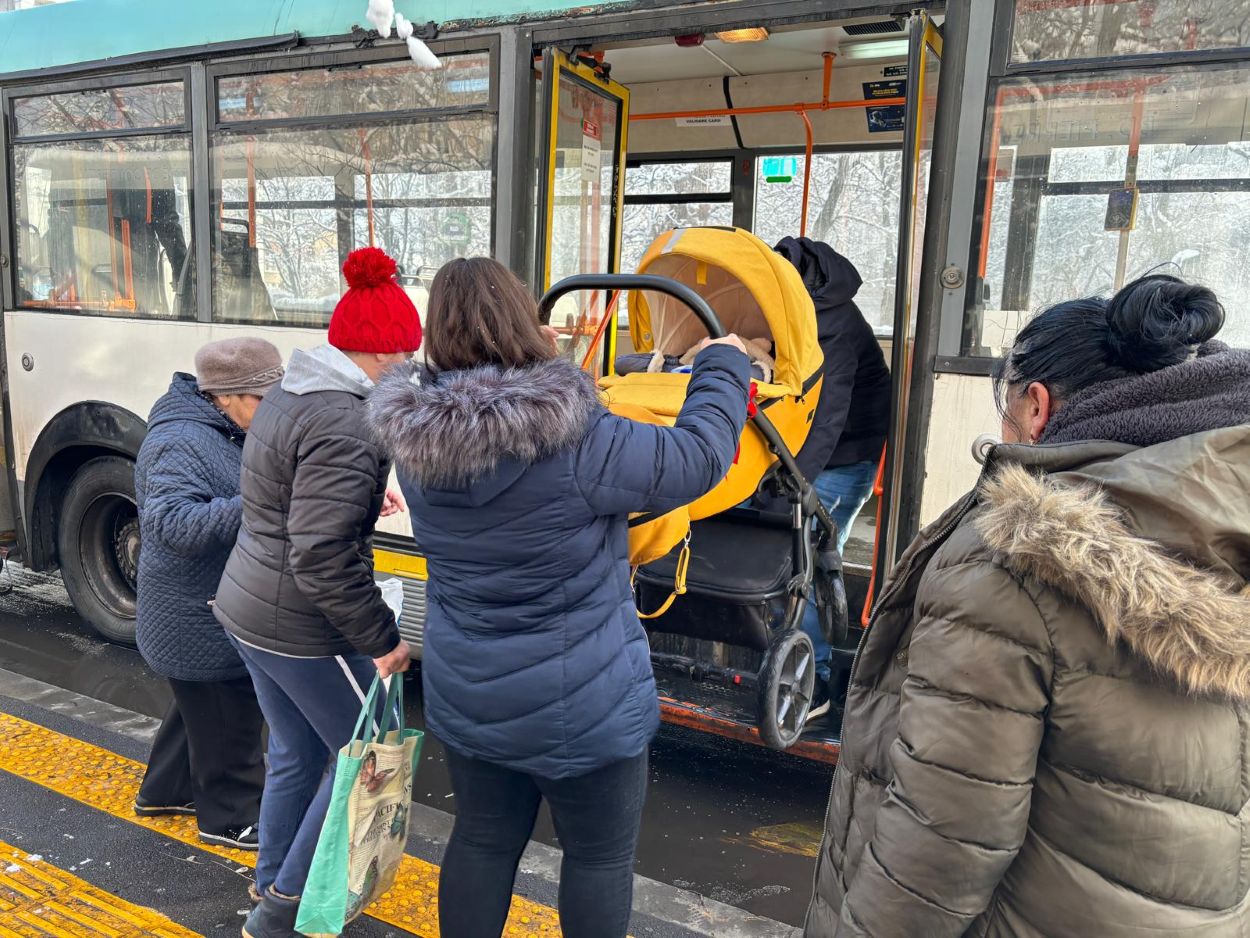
[137, 675, 265, 835]
[440, 747, 648, 938]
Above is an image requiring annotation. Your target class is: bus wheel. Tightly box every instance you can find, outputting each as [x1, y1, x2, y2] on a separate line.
[757, 628, 815, 750]
[57, 456, 139, 645]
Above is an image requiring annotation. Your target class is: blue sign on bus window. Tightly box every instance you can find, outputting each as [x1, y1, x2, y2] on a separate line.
[761, 156, 797, 183]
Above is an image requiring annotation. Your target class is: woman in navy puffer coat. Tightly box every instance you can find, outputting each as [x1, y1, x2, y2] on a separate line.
[133, 338, 282, 852]
[370, 257, 750, 938]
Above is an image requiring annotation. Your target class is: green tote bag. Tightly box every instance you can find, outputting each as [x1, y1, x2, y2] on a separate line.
[296, 674, 423, 937]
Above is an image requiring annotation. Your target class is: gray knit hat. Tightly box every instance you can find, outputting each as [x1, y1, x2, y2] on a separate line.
[195, 338, 284, 397]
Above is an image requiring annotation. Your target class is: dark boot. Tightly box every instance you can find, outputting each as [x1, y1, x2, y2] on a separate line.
[241, 887, 299, 938]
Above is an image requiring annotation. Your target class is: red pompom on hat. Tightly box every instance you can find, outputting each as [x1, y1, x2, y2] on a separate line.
[328, 247, 423, 354]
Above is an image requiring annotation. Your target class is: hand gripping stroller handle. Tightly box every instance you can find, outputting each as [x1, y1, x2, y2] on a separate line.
[537, 273, 728, 339]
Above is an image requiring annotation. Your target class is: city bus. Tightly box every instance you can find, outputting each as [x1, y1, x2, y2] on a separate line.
[0, 0, 1244, 757]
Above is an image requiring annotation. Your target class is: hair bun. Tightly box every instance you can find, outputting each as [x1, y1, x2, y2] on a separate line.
[342, 246, 398, 290]
[1105, 274, 1224, 372]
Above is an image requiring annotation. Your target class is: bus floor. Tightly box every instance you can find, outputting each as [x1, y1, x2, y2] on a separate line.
[0, 565, 831, 935]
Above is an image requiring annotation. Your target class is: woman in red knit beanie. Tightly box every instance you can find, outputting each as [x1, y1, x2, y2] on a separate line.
[217, 246, 421, 937]
[328, 247, 423, 356]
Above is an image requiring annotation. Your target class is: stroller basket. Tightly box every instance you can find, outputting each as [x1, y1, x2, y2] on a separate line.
[635, 513, 793, 652]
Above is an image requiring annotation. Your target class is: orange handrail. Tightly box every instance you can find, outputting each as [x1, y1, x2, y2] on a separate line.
[246, 138, 257, 248]
[579, 290, 621, 372]
[630, 51, 909, 238]
[799, 110, 814, 237]
[629, 95, 904, 123]
[359, 128, 376, 248]
[977, 75, 1168, 279]
[861, 445, 888, 628]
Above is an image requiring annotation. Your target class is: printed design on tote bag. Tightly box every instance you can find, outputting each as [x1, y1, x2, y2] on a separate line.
[345, 858, 379, 921]
[359, 750, 397, 794]
[295, 675, 423, 938]
[389, 803, 408, 840]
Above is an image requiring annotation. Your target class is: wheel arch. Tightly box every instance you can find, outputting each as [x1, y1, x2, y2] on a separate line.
[23, 402, 147, 572]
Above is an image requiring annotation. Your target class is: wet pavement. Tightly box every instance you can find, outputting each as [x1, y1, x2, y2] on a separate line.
[0, 565, 832, 929]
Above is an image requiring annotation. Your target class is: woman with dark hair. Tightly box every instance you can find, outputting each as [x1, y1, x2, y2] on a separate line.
[370, 257, 751, 938]
[805, 274, 1250, 937]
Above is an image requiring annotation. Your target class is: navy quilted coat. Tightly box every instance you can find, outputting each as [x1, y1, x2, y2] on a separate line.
[370, 346, 750, 778]
[135, 374, 246, 681]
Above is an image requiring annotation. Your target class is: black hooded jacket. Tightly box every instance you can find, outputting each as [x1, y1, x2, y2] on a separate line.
[776, 237, 891, 480]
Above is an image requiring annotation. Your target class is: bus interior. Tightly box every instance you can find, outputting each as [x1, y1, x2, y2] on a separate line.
[532, 14, 937, 758]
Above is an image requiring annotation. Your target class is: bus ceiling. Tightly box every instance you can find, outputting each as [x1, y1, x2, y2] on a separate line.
[590, 20, 919, 153]
[579, 18, 921, 235]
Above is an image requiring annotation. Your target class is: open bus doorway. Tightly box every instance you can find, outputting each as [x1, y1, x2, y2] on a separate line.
[534, 10, 942, 760]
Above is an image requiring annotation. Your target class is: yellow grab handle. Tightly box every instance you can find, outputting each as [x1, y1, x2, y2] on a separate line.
[632, 534, 691, 620]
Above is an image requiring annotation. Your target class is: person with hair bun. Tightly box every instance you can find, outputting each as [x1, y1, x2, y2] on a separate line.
[806, 274, 1250, 937]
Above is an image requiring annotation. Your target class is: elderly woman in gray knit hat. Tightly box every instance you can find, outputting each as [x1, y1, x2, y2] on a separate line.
[133, 337, 284, 852]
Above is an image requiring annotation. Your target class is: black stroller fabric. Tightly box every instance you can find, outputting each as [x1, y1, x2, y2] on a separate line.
[635, 513, 793, 651]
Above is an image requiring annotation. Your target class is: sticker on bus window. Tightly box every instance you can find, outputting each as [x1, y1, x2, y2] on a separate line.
[1104, 187, 1139, 232]
[582, 129, 602, 183]
[761, 156, 797, 184]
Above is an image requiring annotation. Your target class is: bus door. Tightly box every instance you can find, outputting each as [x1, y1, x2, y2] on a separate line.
[536, 49, 629, 372]
[874, 13, 943, 581]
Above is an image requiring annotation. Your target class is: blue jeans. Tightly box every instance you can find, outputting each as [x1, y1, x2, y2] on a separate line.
[235, 643, 384, 897]
[440, 747, 647, 938]
[802, 460, 878, 683]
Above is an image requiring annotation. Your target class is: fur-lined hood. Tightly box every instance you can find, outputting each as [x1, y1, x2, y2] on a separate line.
[977, 429, 1250, 700]
[369, 358, 602, 489]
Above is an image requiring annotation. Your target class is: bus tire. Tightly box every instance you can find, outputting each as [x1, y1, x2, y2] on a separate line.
[56, 456, 139, 646]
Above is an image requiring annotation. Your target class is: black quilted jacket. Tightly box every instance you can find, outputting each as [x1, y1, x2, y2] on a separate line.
[135, 374, 247, 681]
[214, 347, 400, 660]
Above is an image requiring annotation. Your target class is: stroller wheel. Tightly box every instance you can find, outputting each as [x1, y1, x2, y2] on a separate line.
[757, 628, 817, 750]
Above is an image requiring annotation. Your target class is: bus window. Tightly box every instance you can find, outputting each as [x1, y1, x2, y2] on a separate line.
[10, 81, 193, 320]
[1011, 0, 1250, 64]
[752, 151, 903, 333]
[210, 53, 495, 327]
[13, 82, 184, 137]
[621, 160, 734, 274]
[969, 61, 1250, 358]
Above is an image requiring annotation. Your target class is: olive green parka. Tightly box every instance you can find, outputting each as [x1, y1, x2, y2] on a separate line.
[806, 424, 1250, 937]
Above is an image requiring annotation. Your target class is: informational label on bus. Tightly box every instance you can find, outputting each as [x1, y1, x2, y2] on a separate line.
[863, 79, 906, 100]
[675, 115, 732, 127]
[883, 64, 908, 78]
[582, 119, 602, 183]
[864, 79, 906, 134]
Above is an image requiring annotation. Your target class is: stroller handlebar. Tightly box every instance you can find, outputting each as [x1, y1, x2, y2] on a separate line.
[537, 274, 727, 339]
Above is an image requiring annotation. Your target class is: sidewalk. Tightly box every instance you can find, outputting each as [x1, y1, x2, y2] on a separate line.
[0, 667, 800, 938]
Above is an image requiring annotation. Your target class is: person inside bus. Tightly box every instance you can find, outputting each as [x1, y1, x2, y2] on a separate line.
[369, 257, 751, 938]
[771, 236, 891, 720]
[212, 247, 419, 938]
[806, 274, 1250, 937]
[133, 337, 284, 851]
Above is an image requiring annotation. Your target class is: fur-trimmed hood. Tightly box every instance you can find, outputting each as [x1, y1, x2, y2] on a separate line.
[977, 431, 1250, 700]
[369, 358, 602, 489]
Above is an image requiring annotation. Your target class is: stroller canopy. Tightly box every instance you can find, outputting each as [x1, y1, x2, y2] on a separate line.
[627, 227, 821, 395]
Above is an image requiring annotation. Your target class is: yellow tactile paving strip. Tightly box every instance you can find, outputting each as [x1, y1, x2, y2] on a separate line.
[0, 839, 201, 937]
[0, 712, 562, 936]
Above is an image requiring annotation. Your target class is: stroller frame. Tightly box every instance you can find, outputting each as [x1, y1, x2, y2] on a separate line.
[540, 273, 850, 750]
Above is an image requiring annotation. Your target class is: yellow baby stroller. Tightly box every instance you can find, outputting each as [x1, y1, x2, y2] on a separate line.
[538, 227, 849, 751]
